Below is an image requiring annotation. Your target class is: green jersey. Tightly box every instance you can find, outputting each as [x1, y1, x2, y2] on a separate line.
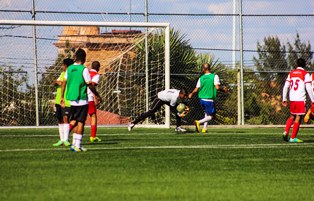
[198, 73, 217, 100]
[66, 64, 88, 101]
[55, 71, 70, 107]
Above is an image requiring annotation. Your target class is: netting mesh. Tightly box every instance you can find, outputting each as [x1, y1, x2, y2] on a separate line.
[0, 24, 167, 126]
[1, 0, 314, 126]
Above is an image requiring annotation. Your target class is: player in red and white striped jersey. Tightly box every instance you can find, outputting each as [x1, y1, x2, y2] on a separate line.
[87, 61, 101, 142]
[282, 58, 314, 143]
[304, 73, 314, 123]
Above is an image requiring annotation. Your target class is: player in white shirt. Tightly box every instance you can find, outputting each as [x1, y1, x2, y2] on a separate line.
[282, 58, 314, 143]
[128, 88, 188, 132]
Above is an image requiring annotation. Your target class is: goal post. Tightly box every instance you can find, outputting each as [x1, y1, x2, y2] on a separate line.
[0, 20, 170, 128]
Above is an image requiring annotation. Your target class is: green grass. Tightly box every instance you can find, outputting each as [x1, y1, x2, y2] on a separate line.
[1, 127, 314, 201]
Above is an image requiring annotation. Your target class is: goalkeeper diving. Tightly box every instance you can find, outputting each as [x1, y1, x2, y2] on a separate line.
[128, 88, 189, 132]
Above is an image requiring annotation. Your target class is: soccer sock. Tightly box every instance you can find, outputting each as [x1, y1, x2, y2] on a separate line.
[73, 133, 83, 148]
[284, 118, 293, 135]
[91, 125, 97, 138]
[58, 124, 64, 141]
[291, 122, 300, 139]
[203, 114, 208, 129]
[199, 116, 212, 124]
[69, 124, 74, 132]
[63, 123, 70, 141]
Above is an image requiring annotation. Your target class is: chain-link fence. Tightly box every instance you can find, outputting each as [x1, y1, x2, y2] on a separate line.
[1, 0, 314, 126]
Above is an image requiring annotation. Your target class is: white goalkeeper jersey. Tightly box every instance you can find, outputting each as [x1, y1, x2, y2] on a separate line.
[282, 67, 314, 102]
[157, 89, 181, 107]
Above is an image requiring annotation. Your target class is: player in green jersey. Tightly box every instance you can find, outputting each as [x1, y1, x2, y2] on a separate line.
[61, 48, 101, 152]
[189, 63, 227, 133]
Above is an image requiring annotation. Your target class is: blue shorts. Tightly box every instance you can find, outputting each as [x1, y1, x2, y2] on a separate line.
[199, 99, 215, 115]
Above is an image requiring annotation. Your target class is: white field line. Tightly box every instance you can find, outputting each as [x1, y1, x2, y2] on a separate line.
[1, 132, 313, 138]
[0, 143, 314, 153]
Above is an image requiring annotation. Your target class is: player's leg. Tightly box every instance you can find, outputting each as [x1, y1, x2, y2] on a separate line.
[304, 109, 311, 123]
[289, 101, 305, 143]
[290, 115, 303, 143]
[53, 104, 64, 146]
[283, 114, 294, 141]
[62, 106, 71, 146]
[194, 100, 214, 133]
[169, 106, 186, 132]
[70, 105, 88, 152]
[128, 98, 164, 131]
[202, 113, 209, 133]
[88, 101, 101, 142]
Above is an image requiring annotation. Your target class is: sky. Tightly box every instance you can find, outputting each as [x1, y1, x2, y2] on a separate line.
[1, 0, 314, 70]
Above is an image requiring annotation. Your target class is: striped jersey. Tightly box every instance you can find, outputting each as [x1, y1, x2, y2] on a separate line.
[283, 67, 311, 101]
[87, 69, 100, 102]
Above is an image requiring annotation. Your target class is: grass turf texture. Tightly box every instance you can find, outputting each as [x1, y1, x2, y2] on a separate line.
[1, 127, 314, 201]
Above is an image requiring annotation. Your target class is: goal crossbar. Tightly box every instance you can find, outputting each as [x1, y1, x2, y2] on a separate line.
[0, 20, 169, 28]
[0, 20, 171, 128]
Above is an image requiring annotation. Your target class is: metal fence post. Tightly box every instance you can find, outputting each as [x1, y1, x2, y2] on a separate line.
[32, 0, 40, 126]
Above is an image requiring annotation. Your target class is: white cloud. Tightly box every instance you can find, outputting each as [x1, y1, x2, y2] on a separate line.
[207, 2, 233, 14]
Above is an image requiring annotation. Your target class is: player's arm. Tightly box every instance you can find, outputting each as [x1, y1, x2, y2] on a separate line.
[60, 79, 66, 108]
[305, 74, 314, 103]
[189, 78, 200, 99]
[54, 74, 62, 86]
[188, 87, 199, 99]
[282, 75, 290, 107]
[214, 74, 227, 92]
[215, 85, 228, 93]
[83, 68, 102, 103]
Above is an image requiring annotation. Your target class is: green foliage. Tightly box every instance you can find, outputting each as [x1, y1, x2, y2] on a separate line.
[0, 66, 35, 125]
[287, 33, 313, 68]
[249, 33, 312, 124]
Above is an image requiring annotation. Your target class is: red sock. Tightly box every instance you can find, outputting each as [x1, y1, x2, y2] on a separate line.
[70, 124, 74, 132]
[291, 122, 300, 139]
[91, 125, 97, 138]
[284, 118, 293, 135]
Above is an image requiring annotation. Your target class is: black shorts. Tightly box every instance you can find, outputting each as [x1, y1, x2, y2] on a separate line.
[70, 104, 89, 123]
[55, 104, 71, 121]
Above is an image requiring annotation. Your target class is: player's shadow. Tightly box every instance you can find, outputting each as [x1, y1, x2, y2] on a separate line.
[303, 140, 314, 143]
[83, 141, 118, 146]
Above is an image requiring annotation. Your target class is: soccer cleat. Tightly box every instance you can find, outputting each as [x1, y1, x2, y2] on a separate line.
[304, 110, 311, 123]
[70, 146, 87, 152]
[194, 120, 200, 133]
[175, 126, 186, 132]
[289, 138, 303, 143]
[282, 132, 289, 142]
[53, 140, 63, 147]
[63, 140, 71, 147]
[202, 128, 207, 133]
[128, 123, 135, 132]
[90, 137, 102, 142]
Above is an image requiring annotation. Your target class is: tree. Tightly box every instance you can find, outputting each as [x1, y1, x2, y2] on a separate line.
[251, 33, 312, 124]
[253, 35, 288, 95]
[287, 33, 313, 69]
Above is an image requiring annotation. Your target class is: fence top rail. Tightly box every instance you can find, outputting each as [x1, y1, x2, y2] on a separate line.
[0, 20, 170, 28]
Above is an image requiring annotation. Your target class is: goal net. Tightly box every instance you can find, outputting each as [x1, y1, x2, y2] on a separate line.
[0, 20, 170, 127]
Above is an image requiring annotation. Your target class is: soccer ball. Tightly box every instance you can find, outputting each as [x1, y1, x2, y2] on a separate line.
[176, 103, 186, 113]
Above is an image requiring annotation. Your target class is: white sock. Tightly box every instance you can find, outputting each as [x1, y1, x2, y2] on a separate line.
[58, 124, 64, 141]
[73, 133, 83, 148]
[199, 115, 212, 124]
[203, 114, 208, 129]
[63, 123, 70, 141]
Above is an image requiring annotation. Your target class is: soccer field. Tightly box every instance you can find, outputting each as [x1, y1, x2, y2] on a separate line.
[1, 127, 314, 201]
